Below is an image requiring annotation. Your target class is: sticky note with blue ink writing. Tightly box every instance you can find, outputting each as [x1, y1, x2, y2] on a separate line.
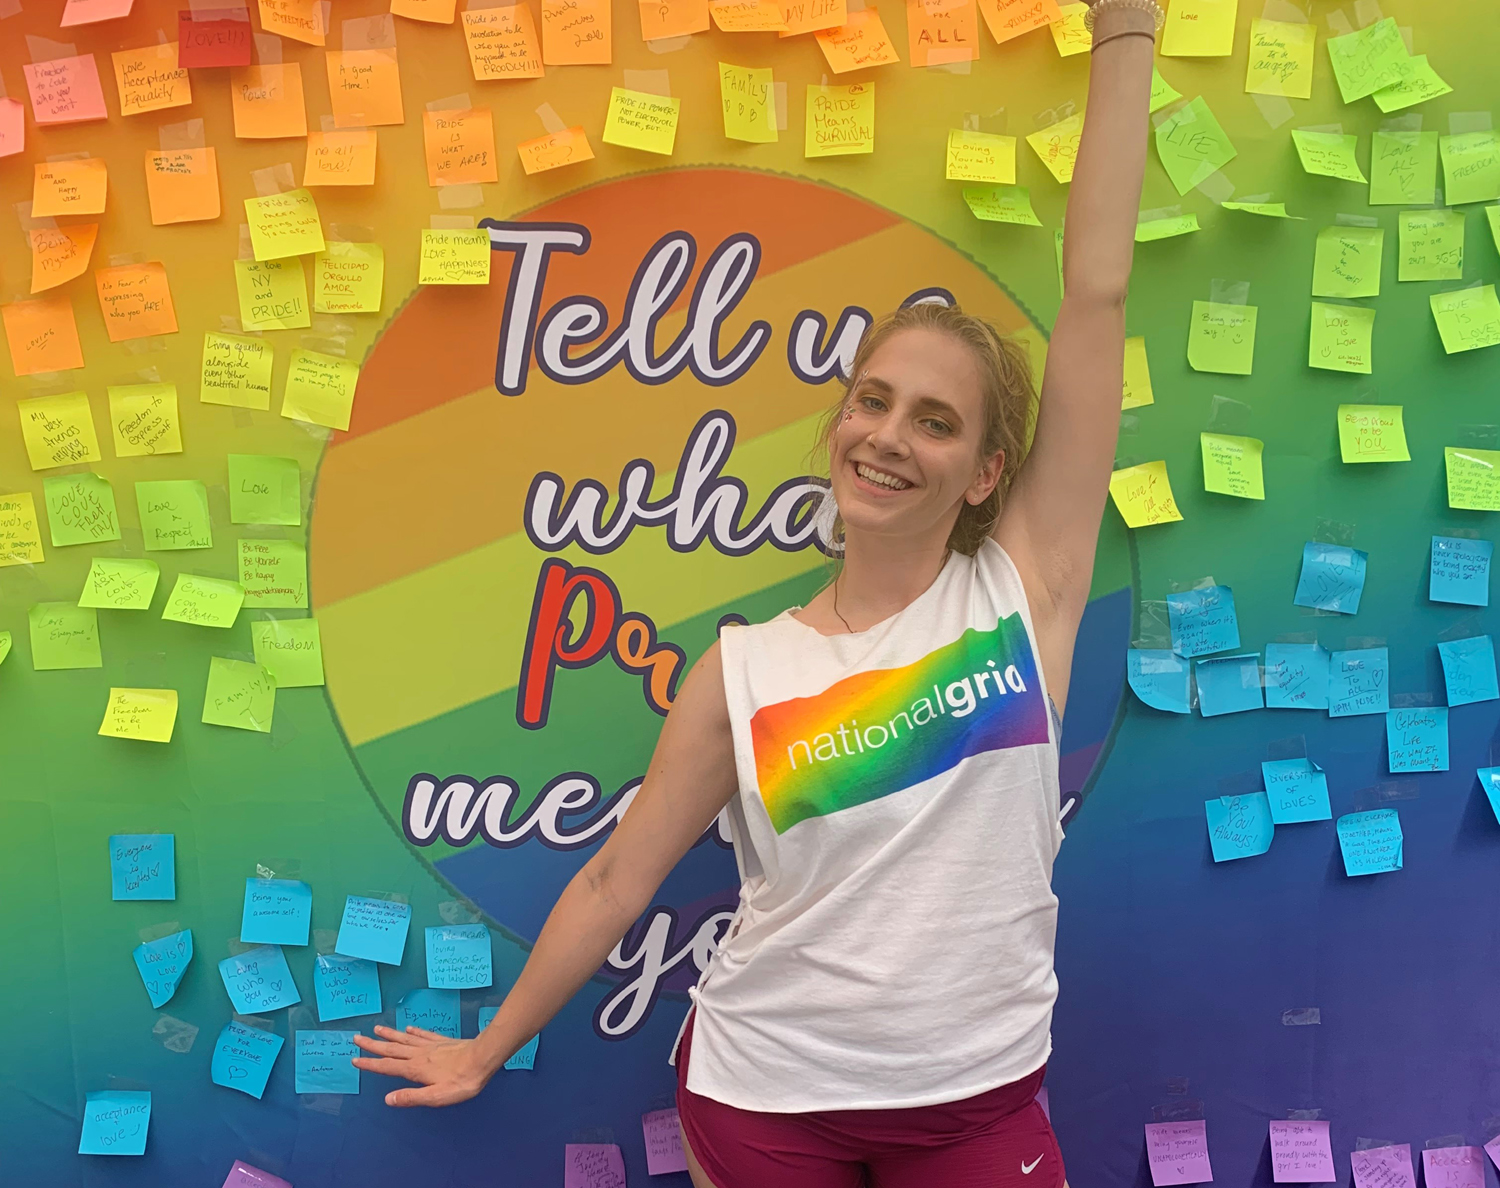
[1386, 707, 1449, 772]
[1329, 648, 1388, 717]
[1480, 768, 1500, 824]
[1127, 649, 1192, 713]
[133, 929, 192, 1008]
[109, 834, 174, 900]
[1337, 809, 1402, 875]
[1430, 536, 1492, 606]
[1167, 585, 1240, 657]
[397, 987, 460, 1037]
[241, 878, 312, 946]
[1195, 654, 1263, 716]
[505, 1033, 540, 1069]
[1261, 759, 1331, 824]
[211, 1020, 284, 1099]
[1264, 643, 1331, 709]
[1438, 636, 1499, 706]
[426, 923, 493, 989]
[218, 944, 301, 1014]
[314, 953, 381, 1021]
[335, 895, 411, 965]
[78, 1090, 150, 1155]
[1293, 542, 1367, 615]
[295, 1030, 360, 1094]
[1205, 793, 1274, 862]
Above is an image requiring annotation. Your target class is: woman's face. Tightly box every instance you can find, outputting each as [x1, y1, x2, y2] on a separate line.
[828, 327, 1004, 547]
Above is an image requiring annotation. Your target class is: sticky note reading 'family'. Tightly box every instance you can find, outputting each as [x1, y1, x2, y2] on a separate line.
[1144, 1119, 1213, 1186]
[1167, 585, 1239, 658]
[426, 924, 493, 989]
[1109, 461, 1183, 528]
[314, 954, 382, 1021]
[1269, 1119, 1335, 1183]
[133, 929, 193, 1008]
[565, 1143, 628, 1188]
[1438, 635, 1499, 707]
[1196, 654, 1264, 717]
[643, 1108, 690, 1175]
[219, 944, 300, 1013]
[1127, 649, 1192, 714]
[1261, 759, 1331, 824]
[1293, 541, 1367, 615]
[1205, 792, 1274, 862]
[212, 1022, 285, 1099]
[202, 657, 276, 733]
[1265, 643, 1331, 710]
[1330, 648, 1389, 717]
[80, 558, 159, 610]
[99, 688, 178, 742]
[1337, 809, 1403, 875]
[110, 834, 174, 900]
[295, 1030, 360, 1094]
[337, 895, 412, 964]
[78, 1090, 150, 1156]
[1350, 1143, 1415, 1188]
[1430, 536, 1491, 606]
[721, 62, 778, 144]
[242, 878, 313, 946]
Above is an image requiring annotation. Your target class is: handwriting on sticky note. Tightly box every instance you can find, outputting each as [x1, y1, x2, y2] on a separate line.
[710, 0, 789, 32]
[1167, 585, 1239, 658]
[1245, 20, 1314, 98]
[314, 954, 382, 1021]
[1205, 791, 1274, 859]
[313, 242, 384, 313]
[1161, 0, 1236, 57]
[1438, 635, 1498, 707]
[1048, 2, 1090, 56]
[99, 689, 177, 741]
[1373, 57, 1451, 114]
[202, 332, 274, 409]
[1136, 214, 1200, 241]
[1155, 96, 1237, 194]
[1026, 113, 1082, 183]
[0, 493, 45, 567]
[604, 87, 682, 155]
[566, 1143, 628, 1188]
[145, 147, 219, 224]
[1261, 758, 1331, 823]
[1430, 536, 1492, 607]
[805, 83, 874, 158]
[1269, 1120, 1335, 1183]
[1326, 16, 1415, 103]
[229, 454, 301, 526]
[327, 48, 404, 127]
[281, 348, 359, 431]
[540, 0, 613, 64]
[1200, 433, 1263, 499]
[946, 129, 1014, 184]
[1445, 447, 1500, 512]
[179, 10, 253, 67]
[1399, 209, 1464, 282]
[641, 0, 710, 39]
[294, 1031, 360, 1094]
[978, 0, 1058, 45]
[203, 656, 276, 732]
[1441, 131, 1500, 206]
[1292, 129, 1365, 183]
[1309, 302, 1374, 374]
[1424, 1148, 1486, 1188]
[110, 833, 174, 898]
[109, 383, 181, 457]
[80, 557, 159, 609]
[1188, 301, 1257, 375]
[135, 479, 213, 551]
[423, 107, 498, 185]
[78, 1091, 150, 1156]
[815, 9, 900, 73]
[1293, 541, 1367, 614]
[25, 55, 108, 125]
[30, 224, 98, 294]
[44, 473, 119, 547]
[162, 574, 245, 628]
[211, 1025, 286, 1101]
[243, 879, 313, 946]
[336, 895, 412, 964]
[112, 42, 191, 116]
[420, 229, 492, 285]
[219, 944, 300, 1013]
[907, 0, 978, 67]
[1337, 404, 1409, 463]
[1353, 1145, 1416, 1188]
[17, 391, 100, 471]
[245, 189, 325, 261]
[779, 0, 844, 36]
[1430, 285, 1500, 355]
[1109, 461, 1182, 528]
[240, 539, 309, 608]
[31, 602, 101, 669]
[304, 129, 377, 186]
[518, 126, 595, 174]
[426, 923, 493, 988]
[32, 158, 108, 218]
[1144, 1120, 1213, 1186]
[235, 258, 310, 331]
[1329, 647, 1388, 718]
[230, 63, 307, 139]
[1127, 649, 1191, 714]
[963, 185, 1041, 225]
[397, 987, 461, 1036]
[260, 0, 327, 44]
[1338, 809, 1403, 875]
[133, 929, 192, 1009]
[251, 618, 325, 686]
[1370, 129, 1437, 205]
[95, 263, 178, 342]
[463, 6, 544, 78]
[721, 62, 777, 144]
[1312, 226, 1382, 298]
[643, 1109, 690, 1175]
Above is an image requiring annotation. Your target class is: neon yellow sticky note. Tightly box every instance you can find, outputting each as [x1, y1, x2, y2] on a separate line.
[1121, 337, 1153, 410]
[282, 348, 359, 431]
[1312, 226, 1383, 299]
[1399, 210, 1465, 282]
[962, 185, 1041, 226]
[17, 391, 101, 471]
[1200, 433, 1264, 500]
[202, 656, 275, 733]
[805, 83, 874, 158]
[1446, 447, 1500, 511]
[1430, 286, 1500, 355]
[1372, 56, 1452, 114]
[946, 130, 1015, 185]
[419, 229, 492, 285]
[1135, 213, 1200, 242]
[0, 632, 9, 667]
[43, 473, 119, 547]
[1109, 461, 1183, 528]
[99, 688, 178, 742]
[1488, 206, 1500, 256]
[240, 538, 309, 608]
[313, 242, 384, 314]
[252, 617, 325, 687]
[1048, 2, 1090, 57]
[1441, 132, 1500, 207]
[1245, 19, 1314, 98]
[1026, 113, 1082, 184]
[719, 62, 777, 144]
[1161, 0, 1237, 58]
[1149, 68, 1181, 114]
[1187, 301, 1257, 375]
[0, 492, 45, 566]
[201, 332, 274, 410]
[1222, 200, 1300, 219]
[1326, 17, 1415, 103]
[30, 602, 101, 669]
[161, 573, 245, 628]
[1369, 130, 1437, 206]
[1309, 301, 1375, 374]
[79, 557, 161, 609]
[244, 188, 325, 261]
[1337, 405, 1410, 463]
[1155, 97, 1236, 195]
[235, 257, 309, 331]
[603, 87, 681, 156]
[108, 383, 182, 457]
[1292, 129, 1365, 183]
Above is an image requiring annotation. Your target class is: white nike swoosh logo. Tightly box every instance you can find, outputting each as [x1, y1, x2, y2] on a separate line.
[1022, 1156, 1044, 1175]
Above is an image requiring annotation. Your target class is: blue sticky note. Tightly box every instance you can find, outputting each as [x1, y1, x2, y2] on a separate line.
[426, 923, 493, 989]
[132, 929, 192, 1008]
[218, 944, 301, 1014]
[1386, 707, 1449, 772]
[1167, 585, 1241, 658]
[1292, 542, 1368, 615]
[396, 987, 460, 1038]
[1264, 643, 1331, 709]
[1438, 635, 1499, 707]
[477, 1005, 498, 1033]
[1204, 792, 1275, 862]
[1329, 647, 1389, 717]
[505, 1034, 539, 1070]
[109, 834, 175, 901]
[1261, 759, 1332, 824]
[1479, 768, 1500, 823]
[1195, 653, 1264, 717]
[294, 1030, 360, 1094]
[314, 953, 382, 1022]
[1337, 809, 1403, 876]
[1430, 536, 1492, 606]
[335, 895, 412, 965]
[211, 1020, 285, 1099]
[1127, 649, 1192, 713]
[241, 878, 313, 946]
[78, 1090, 151, 1155]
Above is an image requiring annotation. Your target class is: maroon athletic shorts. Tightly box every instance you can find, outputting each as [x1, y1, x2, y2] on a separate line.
[674, 1011, 1065, 1188]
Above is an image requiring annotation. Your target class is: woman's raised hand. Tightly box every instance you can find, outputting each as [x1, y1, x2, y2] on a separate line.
[351, 1024, 495, 1108]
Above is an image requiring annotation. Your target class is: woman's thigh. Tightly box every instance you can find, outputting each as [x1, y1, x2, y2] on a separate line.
[676, 1099, 866, 1188]
[866, 1100, 1065, 1188]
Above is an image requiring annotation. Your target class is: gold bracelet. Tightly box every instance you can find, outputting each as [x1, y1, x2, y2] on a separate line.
[1083, 0, 1165, 33]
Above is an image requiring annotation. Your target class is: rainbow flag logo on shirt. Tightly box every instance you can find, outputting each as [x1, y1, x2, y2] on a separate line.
[749, 616, 1050, 834]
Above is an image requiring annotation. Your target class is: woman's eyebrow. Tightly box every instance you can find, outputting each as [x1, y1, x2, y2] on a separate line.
[912, 395, 964, 422]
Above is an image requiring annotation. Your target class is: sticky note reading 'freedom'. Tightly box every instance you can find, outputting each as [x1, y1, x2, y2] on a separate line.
[1430, 536, 1492, 606]
[1205, 792, 1274, 861]
[426, 923, 493, 988]
[336, 895, 412, 964]
[314, 954, 382, 1021]
[211, 1022, 284, 1099]
[1127, 649, 1192, 714]
[1145, 1120, 1213, 1186]
[241, 878, 313, 946]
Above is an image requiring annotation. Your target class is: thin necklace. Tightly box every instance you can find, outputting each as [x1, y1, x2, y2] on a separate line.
[832, 571, 854, 634]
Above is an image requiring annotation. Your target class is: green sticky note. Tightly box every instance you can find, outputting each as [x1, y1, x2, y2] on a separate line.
[1312, 226, 1383, 298]
[42, 473, 119, 547]
[1399, 210, 1465, 282]
[228, 455, 301, 526]
[240, 538, 309, 608]
[1309, 301, 1376, 374]
[0, 630, 11, 667]
[161, 573, 245, 628]
[1369, 130, 1438, 206]
[1338, 404, 1410, 463]
[201, 332, 274, 410]
[1372, 56, 1453, 114]
[202, 656, 276, 733]
[1135, 214, 1200, 242]
[1430, 285, 1500, 354]
[1446, 447, 1500, 511]
[1054, 227, 1065, 298]
[1200, 433, 1265, 500]
[1441, 132, 1500, 207]
[29, 602, 102, 670]
[962, 185, 1042, 226]
[1292, 129, 1366, 183]
[1187, 301, 1257, 375]
[136, 480, 212, 551]
[1149, 68, 1182, 114]
[1488, 205, 1500, 255]
[1154, 97, 1237, 196]
[1222, 201, 1301, 219]
[252, 618, 325, 687]
[1326, 17, 1417, 103]
[79, 557, 161, 610]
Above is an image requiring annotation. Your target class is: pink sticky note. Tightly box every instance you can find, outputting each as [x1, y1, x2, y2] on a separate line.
[1270, 1121, 1336, 1183]
[1486, 1137, 1500, 1173]
[1146, 1120, 1214, 1186]
[1036, 1086, 1051, 1122]
[60, 0, 135, 25]
[643, 1109, 688, 1176]
[1424, 1147, 1486, 1188]
[178, 9, 254, 68]
[0, 98, 23, 158]
[222, 1161, 292, 1188]
[564, 1143, 626, 1188]
[22, 55, 107, 125]
[1352, 1145, 1416, 1188]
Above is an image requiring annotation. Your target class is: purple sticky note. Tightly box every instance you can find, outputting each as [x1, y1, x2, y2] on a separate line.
[1424, 1147, 1486, 1188]
[223, 1161, 292, 1188]
[1270, 1120, 1335, 1183]
[1352, 1144, 1416, 1188]
[1146, 1120, 1214, 1186]
[564, 1143, 626, 1188]
[1036, 1086, 1051, 1122]
[643, 1109, 688, 1175]
[1486, 1137, 1500, 1173]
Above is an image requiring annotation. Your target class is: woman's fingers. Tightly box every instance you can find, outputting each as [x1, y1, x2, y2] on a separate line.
[402, 1026, 447, 1041]
[385, 1084, 457, 1108]
[351, 1056, 418, 1076]
[350, 1035, 409, 1058]
[370, 1024, 413, 1042]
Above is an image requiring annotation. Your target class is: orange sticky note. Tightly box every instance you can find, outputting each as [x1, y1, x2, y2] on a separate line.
[62, 0, 136, 25]
[326, 49, 405, 128]
[2, 295, 85, 376]
[145, 147, 220, 224]
[95, 263, 179, 343]
[779, 0, 846, 36]
[259, 0, 327, 45]
[710, 0, 789, 30]
[815, 8, 902, 71]
[111, 42, 191, 116]
[31, 159, 108, 218]
[463, 6, 545, 79]
[423, 107, 498, 186]
[0, 98, 24, 158]
[304, 129, 377, 185]
[640, 0, 709, 40]
[978, 0, 1059, 44]
[907, 0, 978, 65]
[30, 225, 98, 294]
[541, 0, 613, 64]
[231, 64, 307, 139]
[518, 126, 595, 174]
[392, 0, 457, 21]
[23, 55, 108, 126]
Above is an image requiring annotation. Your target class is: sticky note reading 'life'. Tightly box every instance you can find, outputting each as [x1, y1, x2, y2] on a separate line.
[1205, 792, 1274, 861]
[1337, 405, 1409, 463]
[1330, 647, 1389, 717]
[337, 895, 412, 964]
[805, 83, 874, 158]
[1293, 541, 1367, 615]
[1446, 447, 1500, 512]
[1352, 1145, 1416, 1188]
[1145, 1119, 1214, 1186]
[420, 229, 492, 285]
[566, 1143, 629, 1188]
[1155, 97, 1237, 195]
[1337, 809, 1402, 875]
[79, 1090, 150, 1156]
[99, 689, 178, 742]
[211, 1022, 284, 1100]
[242, 878, 313, 946]
[1309, 302, 1374, 374]
[1196, 653, 1264, 717]
[80, 558, 159, 609]
[1438, 635, 1499, 707]
[1430, 286, 1500, 355]
[31, 602, 101, 670]
[643, 1109, 690, 1175]
[1430, 536, 1492, 607]
[1188, 302, 1257, 375]
[314, 954, 382, 1021]
[295, 1031, 360, 1094]
[219, 944, 300, 1014]
[202, 333, 274, 408]
[133, 929, 192, 1009]
[1200, 434, 1264, 499]
[1269, 1119, 1335, 1183]
[110, 834, 174, 900]
[426, 924, 493, 988]
[1167, 585, 1239, 658]
[1261, 759, 1331, 824]
[1127, 649, 1192, 714]
[1109, 461, 1183, 528]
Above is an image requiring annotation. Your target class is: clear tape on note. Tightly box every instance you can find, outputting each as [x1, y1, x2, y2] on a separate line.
[44, 149, 93, 164]
[623, 68, 672, 97]
[1218, 770, 1262, 798]
[1210, 278, 1251, 307]
[152, 1015, 199, 1053]
[1426, 1136, 1467, 1151]
[1266, 735, 1308, 762]
[1165, 1076, 1191, 1096]
[427, 92, 473, 112]
[431, 213, 477, 229]
[254, 857, 303, 880]
[1139, 203, 1185, 225]
[342, 12, 396, 48]
[159, 118, 206, 151]
[1335, 211, 1379, 228]
[438, 185, 484, 210]
[1356, 1138, 1400, 1152]
[1436, 612, 1487, 644]
[356, 889, 410, 904]
[1324, 9, 1352, 35]
[1311, 518, 1357, 547]
[124, 337, 168, 357]
[237, 223, 255, 260]
[571, 1128, 616, 1143]
[299, 335, 347, 357]
[1380, 112, 1424, 134]
[536, 102, 567, 134]
[1450, 111, 1496, 135]
[438, 900, 482, 925]
[311, 314, 356, 339]
[1456, 424, 1500, 449]
[230, 407, 255, 430]
[1261, 0, 1307, 20]
[1153, 1100, 1205, 1122]
[303, 1094, 344, 1116]
[0, 0, 22, 20]
[1352, 0, 1383, 27]
[1389, 692, 1438, 708]
[226, 936, 257, 957]
[1288, 1109, 1324, 1120]
[647, 34, 693, 54]
[773, 82, 788, 131]
[1352, 780, 1415, 811]
[14, 201, 54, 233]
[313, 928, 340, 955]
[1168, 574, 1218, 595]
[327, 222, 375, 243]
[1036, 100, 1078, 129]
[1282, 1007, 1322, 1026]
[253, 31, 282, 64]
[251, 163, 297, 197]
[139, 920, 183, 943]
[1252, 95, 1296, 132]
[26, 35, 78, 60]
[1206, 395, 1253, 438]
[1132, 600, 1172, 650]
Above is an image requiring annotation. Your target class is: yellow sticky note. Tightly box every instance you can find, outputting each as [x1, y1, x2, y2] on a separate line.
[32, 158, 108, 217]
[282, 348, 359, 431]
[710, 0, 788, 31]
[1161, 0, 1237, 57]
[815, 8, 901, 73]
[1048, 2, 1089, 56]
[162, 573, 245, 628]
[145, 148, 220, 223]
[1399, 209, 1464, 282]
[1308, 302, 1375, 375]
[95, 262, 178, 342]
[805, 83, 874, 158]
[423, 107, 498, 186]
[112, 42, 191, 116]
[946, 129, 1015, 184]
[419, 229, 492, 285]
[1121, 336, 1153, 409]
[1187, 301, 1257, 375]
[259, 0, 326, 44]
[462, 6, 544, 80]
[1200, 433, 1264, 500]
[392, 0, 456, 22]
[2, 295, 85, 377]
[1136, 213, 1200, 241]
[0, 492, 46, 566]
[245, 189, 326, 262]
[907, 0, 979, 67]
[99, 688, 178, 743]
[1430, 286, 1500, 355]
[240, 538, 309, 608]
[603, 87, 681, 155]
[109, 383, 182, 457]
[326, 49, 404, 127]
[1312, 226, 1383, 299]
[720, 62, 777, 144]
[517, 126, 595, 174]
[235, 257, 310, 331]
[1337, 405, 1410, 464]
[977, 0, 1059, 46]
[1150, 68, 1182, 113]
[1244, 19, 1314, 98]
[1109, 461, 1183, 528]
[230, 63, 307, 139]
[18, 391, 101, 470]
[1291, 130, 1365, 183]
[304, 129, 377, 186]
[314, 242, 384, 313]
[1026, 113, 1082, 183]
[962, 185, 1041, 225]
[540, 0, 613, 64]
[29, 224, 98, 294]
[201, 332, 274, 410]
[1446, 447, 1500, 512]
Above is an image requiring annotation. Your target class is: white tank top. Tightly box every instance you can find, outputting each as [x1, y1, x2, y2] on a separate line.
[685, 540, 1063, 1112]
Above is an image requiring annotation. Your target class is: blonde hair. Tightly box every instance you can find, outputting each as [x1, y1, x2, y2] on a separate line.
[814, 303, 1036, 556]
